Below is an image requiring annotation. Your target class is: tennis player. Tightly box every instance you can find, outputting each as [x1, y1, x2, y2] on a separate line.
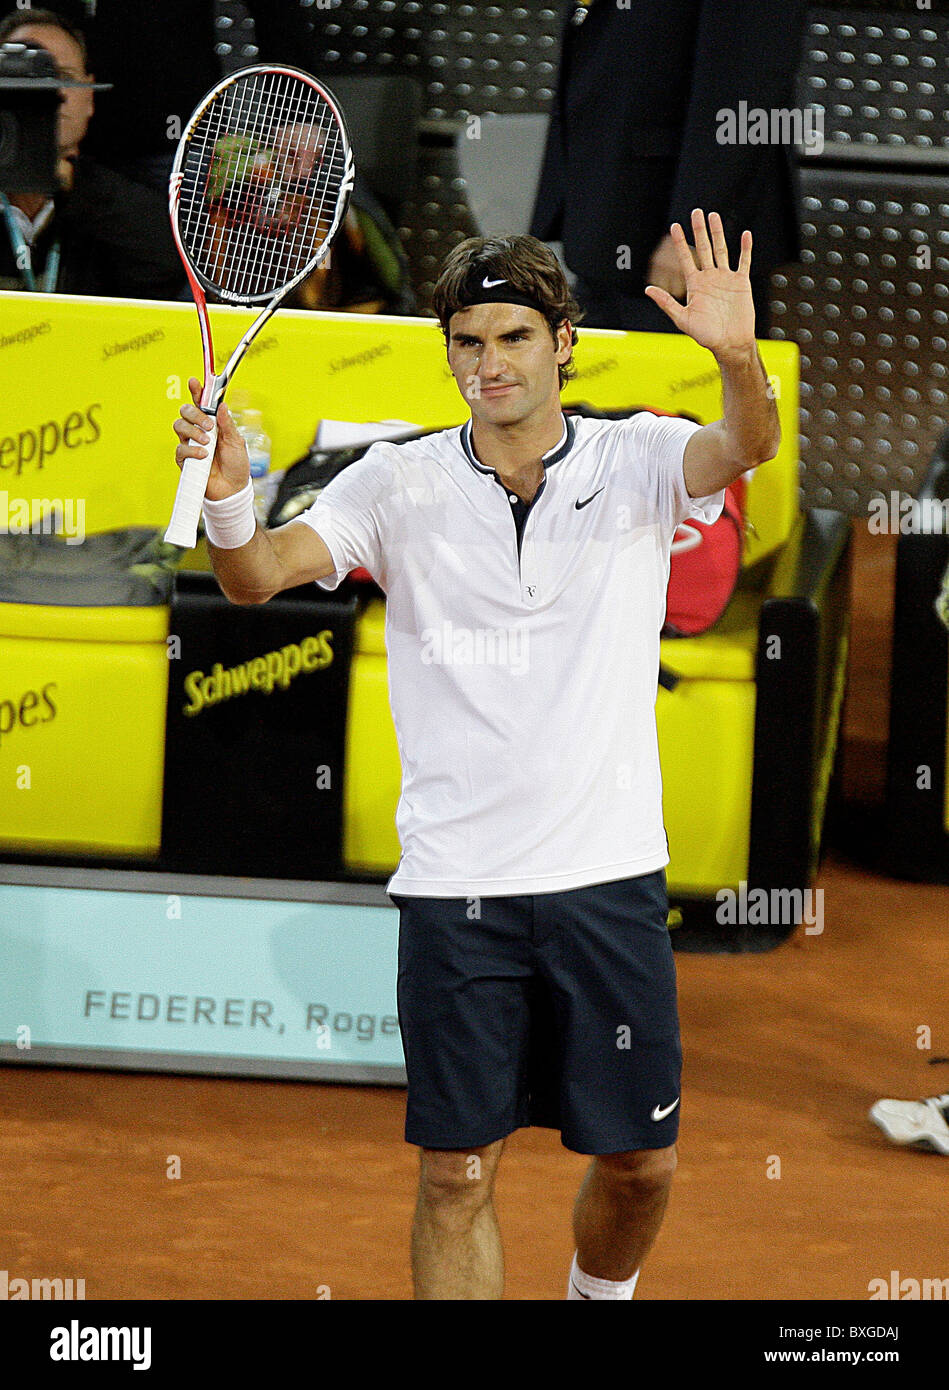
[174, 209, 780, 1300]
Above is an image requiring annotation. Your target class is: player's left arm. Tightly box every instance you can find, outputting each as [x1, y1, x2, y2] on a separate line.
[645, 208, 781, 498]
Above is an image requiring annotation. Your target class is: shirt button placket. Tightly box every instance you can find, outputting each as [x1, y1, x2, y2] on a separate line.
[521, 532, 538, 605]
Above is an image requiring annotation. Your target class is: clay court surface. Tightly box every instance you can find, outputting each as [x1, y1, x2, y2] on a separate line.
[0, 844, 944, 1302]
[1, 529, 945, 1300]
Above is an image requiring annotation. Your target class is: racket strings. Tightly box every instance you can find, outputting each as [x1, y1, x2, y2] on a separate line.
[177, 71, 348, 300]
[207, 76, 333, 291]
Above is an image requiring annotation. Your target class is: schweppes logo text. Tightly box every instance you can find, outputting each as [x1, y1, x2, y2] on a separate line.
[182, 632, 334, 716]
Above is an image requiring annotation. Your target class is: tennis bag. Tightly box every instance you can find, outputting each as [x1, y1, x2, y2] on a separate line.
[270, 407, 747, 625]
[664, 471, 746, 636]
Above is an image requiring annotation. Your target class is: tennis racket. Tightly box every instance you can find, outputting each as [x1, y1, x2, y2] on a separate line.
[164, 64, 355, 549]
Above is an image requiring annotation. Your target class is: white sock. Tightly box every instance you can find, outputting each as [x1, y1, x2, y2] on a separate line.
[566, 1251, 640, 1300]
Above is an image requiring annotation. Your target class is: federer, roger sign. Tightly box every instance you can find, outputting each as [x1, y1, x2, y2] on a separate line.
[80, 989, 399, 1044]
[0, 879, 404, 1081]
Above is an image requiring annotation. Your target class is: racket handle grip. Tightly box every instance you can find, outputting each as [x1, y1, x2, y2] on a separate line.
[164, 416, 219, 549]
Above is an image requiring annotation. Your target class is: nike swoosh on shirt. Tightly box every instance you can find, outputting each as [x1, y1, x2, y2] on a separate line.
[575, 487, 605, 510]
[651, 1098, 680, 1121]
[482, 276, 506, 288]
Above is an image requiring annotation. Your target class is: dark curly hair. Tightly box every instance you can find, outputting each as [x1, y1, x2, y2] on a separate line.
[432, 235, 583, 389]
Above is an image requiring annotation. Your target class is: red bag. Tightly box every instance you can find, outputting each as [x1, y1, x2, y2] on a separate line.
[663, 473, 747, 637]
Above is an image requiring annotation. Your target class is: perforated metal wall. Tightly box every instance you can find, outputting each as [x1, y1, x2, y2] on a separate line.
[781, 7, 949, 510]
[771, 170, 949, 511]
[215, 2, 562, 116]
[797, 10, 949, 164]
[212, 2, 949, 512]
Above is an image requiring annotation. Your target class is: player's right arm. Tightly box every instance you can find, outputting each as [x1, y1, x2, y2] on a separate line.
[173, 378, 337, 604]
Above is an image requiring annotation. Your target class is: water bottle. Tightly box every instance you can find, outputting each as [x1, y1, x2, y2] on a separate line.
[237, 408, 274, 525]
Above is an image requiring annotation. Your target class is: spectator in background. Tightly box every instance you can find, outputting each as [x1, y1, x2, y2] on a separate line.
[42, 0, 335, 192]
[531, 0, 808, 336]
[0, 9, 184, 297]
[40, 0, 416, 314]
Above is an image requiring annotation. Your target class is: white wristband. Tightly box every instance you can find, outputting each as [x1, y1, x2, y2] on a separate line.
[201, 479, 257, 549]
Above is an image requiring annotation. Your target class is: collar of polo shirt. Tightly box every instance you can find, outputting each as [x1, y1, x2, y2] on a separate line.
[459, 413, 576, 479]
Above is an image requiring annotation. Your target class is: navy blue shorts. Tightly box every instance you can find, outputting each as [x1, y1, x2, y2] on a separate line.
[390, 869, 681, 1156]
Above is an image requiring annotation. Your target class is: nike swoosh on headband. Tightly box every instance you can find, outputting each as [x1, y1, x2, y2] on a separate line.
[482, 276, 506, 288]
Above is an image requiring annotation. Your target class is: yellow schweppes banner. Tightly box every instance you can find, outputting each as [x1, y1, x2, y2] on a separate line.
[0, 290, 798, 565]
[182, 629, 335, 717]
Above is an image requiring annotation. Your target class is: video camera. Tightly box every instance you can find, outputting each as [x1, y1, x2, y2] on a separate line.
[0, 42, 109, 194]
[0, 43, 63, 194]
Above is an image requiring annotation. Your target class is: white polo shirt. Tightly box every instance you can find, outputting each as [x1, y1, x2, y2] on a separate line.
[299, 409, 724, 896]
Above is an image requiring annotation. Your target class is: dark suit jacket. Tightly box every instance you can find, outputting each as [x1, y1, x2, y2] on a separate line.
[531, 0, 808, 294]
[0, 158, 184, 298]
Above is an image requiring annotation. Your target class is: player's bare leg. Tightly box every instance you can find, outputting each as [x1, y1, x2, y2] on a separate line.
[572, 1144, 677, 1284]
[411, 1139, 506, 1299]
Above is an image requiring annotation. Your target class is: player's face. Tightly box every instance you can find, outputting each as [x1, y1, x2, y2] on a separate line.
[10, 25, 94, 189]
[447, 303, 571, 427]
